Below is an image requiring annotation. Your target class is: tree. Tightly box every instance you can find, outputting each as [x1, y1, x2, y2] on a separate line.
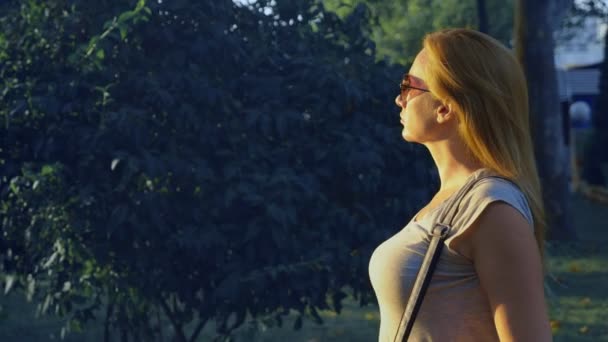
[476, 0, 488, 34]
[514, 0, 576, 240]
[323, 0, 514, 65]
[0, 0, 436, 340]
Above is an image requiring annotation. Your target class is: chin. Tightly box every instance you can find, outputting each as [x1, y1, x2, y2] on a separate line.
[401, 131, 415, 143]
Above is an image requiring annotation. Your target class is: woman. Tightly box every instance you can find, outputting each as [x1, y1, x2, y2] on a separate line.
[369, 29, 552, 341]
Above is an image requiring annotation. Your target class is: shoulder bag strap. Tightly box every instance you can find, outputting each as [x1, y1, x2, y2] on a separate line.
[394, 172, 508, 342]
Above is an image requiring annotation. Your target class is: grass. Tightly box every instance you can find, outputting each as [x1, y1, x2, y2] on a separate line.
[1, 192, 607, 341]
[545, 239, 608, 341]
[0, 292, 103, 341]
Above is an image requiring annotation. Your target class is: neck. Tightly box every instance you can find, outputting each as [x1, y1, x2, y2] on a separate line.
[424, 135, 484, 192]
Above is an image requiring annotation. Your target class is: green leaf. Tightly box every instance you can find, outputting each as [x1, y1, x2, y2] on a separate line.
[42, 251, 58, 269]
[40, 294, 52, 315]
[4, 275, 16, 295]
[41, 165, 54, 176]
[136, 0, 146, 11]
[118, 11, 136, 24]
[102, 18, 115, 30]
[9, 179, 19, 194]
[111, 158, 120, 171]
[119, 25, 128, 40]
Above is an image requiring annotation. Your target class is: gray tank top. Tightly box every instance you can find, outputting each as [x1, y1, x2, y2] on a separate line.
[368, 169, 534, 342]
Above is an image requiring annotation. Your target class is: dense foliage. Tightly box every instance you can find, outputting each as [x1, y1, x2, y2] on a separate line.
[323, 0, 514, 65]
[0, 0, 435, 340]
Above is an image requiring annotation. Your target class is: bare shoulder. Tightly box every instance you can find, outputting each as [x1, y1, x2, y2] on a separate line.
[470, 201, 536, 256]
[449, 200, 534, 260]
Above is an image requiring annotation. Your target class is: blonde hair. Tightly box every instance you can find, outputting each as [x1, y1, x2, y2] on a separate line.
[422, 28, 547, 261]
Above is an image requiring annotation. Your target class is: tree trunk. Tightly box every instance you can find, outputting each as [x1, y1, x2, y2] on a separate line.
[476, 0, 488, 34]
[514, 0, 576, 240]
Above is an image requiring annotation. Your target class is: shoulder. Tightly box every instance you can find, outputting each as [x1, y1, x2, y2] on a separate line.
[472, 200, 534, 242]
[461, 176, 533, 227]
[445, 176, 534, 259]
[470, 177, 522, 199]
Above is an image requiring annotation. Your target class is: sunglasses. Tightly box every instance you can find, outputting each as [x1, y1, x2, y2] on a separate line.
[399, 73, 430, 103]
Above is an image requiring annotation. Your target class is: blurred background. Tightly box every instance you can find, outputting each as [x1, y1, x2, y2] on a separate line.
[1, 0, 607, 341]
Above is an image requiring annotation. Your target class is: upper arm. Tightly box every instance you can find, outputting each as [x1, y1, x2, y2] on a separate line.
[469, 201, 552, 342]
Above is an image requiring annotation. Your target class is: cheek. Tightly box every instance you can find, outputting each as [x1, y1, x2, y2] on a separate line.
[404, 106, 432, 129]
[402, 109, 439, 143]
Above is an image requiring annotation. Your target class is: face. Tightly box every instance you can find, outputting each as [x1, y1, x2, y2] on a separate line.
[396, 49, 450, 143]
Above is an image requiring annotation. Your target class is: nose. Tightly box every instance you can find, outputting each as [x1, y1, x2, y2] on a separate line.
[395, 94, 405, 108]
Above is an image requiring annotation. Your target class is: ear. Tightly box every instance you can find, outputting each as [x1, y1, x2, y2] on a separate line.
[436, 102, 455, 123]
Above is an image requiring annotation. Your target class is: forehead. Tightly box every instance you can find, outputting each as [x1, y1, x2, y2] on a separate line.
[408, 49, 429, 81]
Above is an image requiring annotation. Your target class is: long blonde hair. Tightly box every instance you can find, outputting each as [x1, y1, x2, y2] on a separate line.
[422, 28, 547, 261]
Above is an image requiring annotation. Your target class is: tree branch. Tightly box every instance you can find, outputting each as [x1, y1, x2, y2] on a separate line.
[104, 297, 115, 342]
[188, 316, 210, 342]
[159, 294, 188, 342]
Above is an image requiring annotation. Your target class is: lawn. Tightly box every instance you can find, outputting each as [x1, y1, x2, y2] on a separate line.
[1, 192, 607, 341]
[224, 241, 608, 342]
[546, 241, 608, 341]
